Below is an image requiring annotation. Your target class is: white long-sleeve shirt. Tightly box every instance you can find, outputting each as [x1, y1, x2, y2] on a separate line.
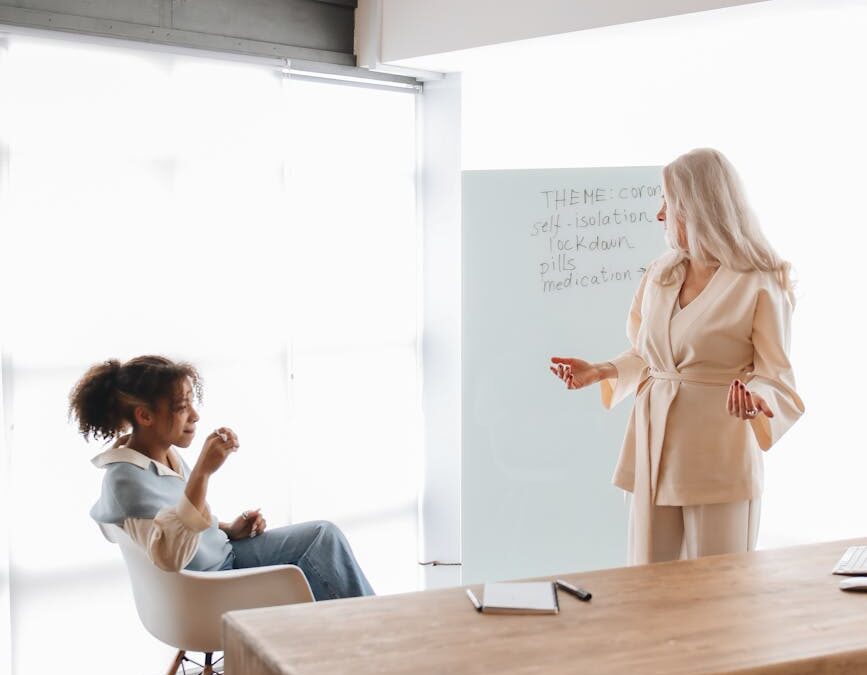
[90, 446, 233, 572]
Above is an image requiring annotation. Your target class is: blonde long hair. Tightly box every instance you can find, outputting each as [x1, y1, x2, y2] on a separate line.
[655, 148, 793, 300]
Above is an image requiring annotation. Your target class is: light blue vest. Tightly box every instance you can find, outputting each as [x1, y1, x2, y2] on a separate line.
[90, 457, 233, 571]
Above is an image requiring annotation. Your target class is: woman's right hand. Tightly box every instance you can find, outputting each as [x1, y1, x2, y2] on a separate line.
[195, 427, 240, 477]
[185, 427, 239, 513]
[550, 357, 604, 390]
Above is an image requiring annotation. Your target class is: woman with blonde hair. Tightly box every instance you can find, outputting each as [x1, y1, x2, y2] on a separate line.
[550, 148, 804, 565]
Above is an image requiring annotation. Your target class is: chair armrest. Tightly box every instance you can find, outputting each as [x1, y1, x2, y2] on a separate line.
[178, 564, 314, 607]
[182, 564, 296, 580]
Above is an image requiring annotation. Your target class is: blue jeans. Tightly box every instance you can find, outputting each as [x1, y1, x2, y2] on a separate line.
[227, 520, 375, 600]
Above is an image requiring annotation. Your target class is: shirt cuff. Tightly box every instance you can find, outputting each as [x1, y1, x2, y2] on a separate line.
[176, 494, 212, 532]
[600, 353, 648, 409]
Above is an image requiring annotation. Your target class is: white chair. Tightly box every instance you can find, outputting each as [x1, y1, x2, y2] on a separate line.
[98, 523, 315, 675]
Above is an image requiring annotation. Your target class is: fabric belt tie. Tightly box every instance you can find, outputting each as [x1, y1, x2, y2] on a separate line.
[648, 369, 737, 386]
[630, 368, 747, 564]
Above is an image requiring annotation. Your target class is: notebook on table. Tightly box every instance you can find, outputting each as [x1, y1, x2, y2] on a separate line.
[480, 582, 560, 615]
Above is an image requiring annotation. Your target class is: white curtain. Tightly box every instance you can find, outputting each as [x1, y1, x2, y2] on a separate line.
[0, 31, 419, 674]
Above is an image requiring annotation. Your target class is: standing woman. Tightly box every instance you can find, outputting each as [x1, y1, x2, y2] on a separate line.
[551, 148, 804, 565]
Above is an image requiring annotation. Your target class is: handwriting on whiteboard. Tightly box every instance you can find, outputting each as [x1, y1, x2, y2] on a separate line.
[530, 183, 661, 293]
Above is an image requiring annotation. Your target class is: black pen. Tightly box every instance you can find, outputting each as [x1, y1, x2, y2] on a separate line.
[465, 588, 483, 612]
[555, 579, 592, 601]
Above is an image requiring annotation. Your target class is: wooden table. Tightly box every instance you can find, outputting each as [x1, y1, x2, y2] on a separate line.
[223, 538, 867, 674]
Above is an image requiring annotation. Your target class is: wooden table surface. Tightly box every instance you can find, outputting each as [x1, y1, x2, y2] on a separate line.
[223, 538, 867, 674]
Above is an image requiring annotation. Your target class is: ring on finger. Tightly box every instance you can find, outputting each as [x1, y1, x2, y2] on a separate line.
[746, 409, 758, 417]
[242, 511, 249, 520]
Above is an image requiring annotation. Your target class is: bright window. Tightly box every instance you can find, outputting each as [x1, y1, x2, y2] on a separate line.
[0, 32, 419, 674]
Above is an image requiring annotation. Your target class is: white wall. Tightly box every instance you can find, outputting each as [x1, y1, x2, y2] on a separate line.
[419, 74, 463, 588]
[358, 0, 769, 71]
[450, 0, 867, 551]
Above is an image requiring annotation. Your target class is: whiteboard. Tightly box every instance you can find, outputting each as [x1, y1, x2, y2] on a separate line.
[462, 166, 666, 584]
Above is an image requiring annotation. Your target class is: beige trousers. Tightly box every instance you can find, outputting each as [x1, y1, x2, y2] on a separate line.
[627, 497, 761, 565]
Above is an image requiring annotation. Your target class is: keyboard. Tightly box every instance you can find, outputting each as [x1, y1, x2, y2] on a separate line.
[833, 546, 867, 575]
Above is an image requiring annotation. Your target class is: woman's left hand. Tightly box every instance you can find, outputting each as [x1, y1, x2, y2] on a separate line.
[225, 508, 267, 540]
[727, 379, 775, 421]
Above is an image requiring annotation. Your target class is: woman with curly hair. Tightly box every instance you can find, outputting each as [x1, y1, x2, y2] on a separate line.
[70, 354, 373, 599]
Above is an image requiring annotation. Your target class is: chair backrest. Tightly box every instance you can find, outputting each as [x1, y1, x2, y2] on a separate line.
[99, 522, 314, 653]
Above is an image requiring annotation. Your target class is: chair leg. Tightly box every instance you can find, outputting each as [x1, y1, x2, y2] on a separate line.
[166, 650, 185, 675]
[203, 652, 214, 675]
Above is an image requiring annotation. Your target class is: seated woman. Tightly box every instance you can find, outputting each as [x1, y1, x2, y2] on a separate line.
[70, 354, 374, 600]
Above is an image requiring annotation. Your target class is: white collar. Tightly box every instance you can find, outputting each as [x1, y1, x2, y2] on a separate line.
[91, 445, 185, 479]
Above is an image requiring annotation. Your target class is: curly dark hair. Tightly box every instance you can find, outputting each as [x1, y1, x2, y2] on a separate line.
[68, 355, 203, 442]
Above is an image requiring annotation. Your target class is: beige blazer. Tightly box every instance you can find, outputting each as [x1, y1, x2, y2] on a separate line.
[600, 252, 804, 562]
